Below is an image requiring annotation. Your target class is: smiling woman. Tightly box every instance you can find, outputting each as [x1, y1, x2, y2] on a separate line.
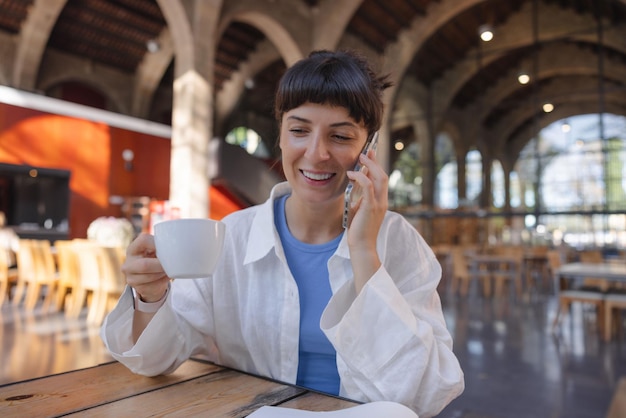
[102, 50, 464, 418]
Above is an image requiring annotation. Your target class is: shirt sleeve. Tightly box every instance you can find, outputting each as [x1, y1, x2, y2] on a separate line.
[320, 216, 464, 418]
[100, 283, 218, 376]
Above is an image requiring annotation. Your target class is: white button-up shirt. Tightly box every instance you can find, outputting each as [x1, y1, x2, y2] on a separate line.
[101, 182, 464, 417]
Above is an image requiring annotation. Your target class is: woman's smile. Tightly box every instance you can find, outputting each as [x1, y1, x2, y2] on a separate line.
[300, 169, 335, 182]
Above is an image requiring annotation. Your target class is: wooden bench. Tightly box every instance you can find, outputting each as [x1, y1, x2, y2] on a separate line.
[607, 377, 626, 418]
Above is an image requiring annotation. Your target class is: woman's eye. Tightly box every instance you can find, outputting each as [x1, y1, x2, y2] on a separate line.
[333, 134, 351, 141]
[289, 128, 307, 135]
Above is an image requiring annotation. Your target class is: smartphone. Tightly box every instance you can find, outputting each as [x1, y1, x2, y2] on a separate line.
[342, 132, 379, 229]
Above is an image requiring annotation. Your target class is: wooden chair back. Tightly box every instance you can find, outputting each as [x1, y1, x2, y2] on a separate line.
[73, 241, 102, 291]
[0, 243, 18, 305]
[579, 249, 609, 291]
[13, 239, 58, 310]
[580, 249, 603, 263]
[12, 239, 36, 305]
[546, 250, 562, 278]
[97, 246, 125, 294]
[54, 240, 81, 312]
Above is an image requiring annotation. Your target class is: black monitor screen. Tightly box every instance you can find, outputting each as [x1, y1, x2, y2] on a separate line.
[0, 163, 70, 229]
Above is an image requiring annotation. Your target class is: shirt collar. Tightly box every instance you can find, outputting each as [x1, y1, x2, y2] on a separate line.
[243, 181, 351, 264]
[243, 182, 291, 265]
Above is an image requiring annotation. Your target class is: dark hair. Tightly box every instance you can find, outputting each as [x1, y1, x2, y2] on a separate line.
[274, 50, 393, 136]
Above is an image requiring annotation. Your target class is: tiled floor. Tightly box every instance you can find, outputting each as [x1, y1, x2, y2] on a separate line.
[437, 289, 626, 418]
[1, 286, 624, 417]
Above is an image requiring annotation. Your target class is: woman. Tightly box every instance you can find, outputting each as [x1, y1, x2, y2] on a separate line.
[102, 50, 464, 417]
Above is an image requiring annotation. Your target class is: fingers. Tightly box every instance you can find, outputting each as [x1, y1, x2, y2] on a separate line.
[127, 233, 157, 258]
[122, 233, 170, 299]
[347, 152, 388, 199]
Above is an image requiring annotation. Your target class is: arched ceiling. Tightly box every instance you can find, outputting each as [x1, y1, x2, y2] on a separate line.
[0, 0, 625, 161]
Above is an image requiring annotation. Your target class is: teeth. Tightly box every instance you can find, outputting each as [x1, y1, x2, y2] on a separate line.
[302, 170, 333, 181]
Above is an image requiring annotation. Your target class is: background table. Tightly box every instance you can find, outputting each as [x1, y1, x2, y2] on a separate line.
[0, 359, 359, 417]
[467, 254, 522, 298]
[554, 262, 626, 341]
[556, 262, 626, 284]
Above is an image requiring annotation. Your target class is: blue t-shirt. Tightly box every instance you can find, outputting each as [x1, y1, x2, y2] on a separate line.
[274, 194, 342, 395]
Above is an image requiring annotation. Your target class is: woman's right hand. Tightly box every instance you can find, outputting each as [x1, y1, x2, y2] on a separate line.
[122, 233, 170, 303]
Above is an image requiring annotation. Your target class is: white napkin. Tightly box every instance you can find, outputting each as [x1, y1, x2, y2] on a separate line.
[247, 401, 419, 418]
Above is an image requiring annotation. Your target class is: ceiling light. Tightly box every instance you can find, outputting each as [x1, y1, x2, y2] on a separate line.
[561, 120, 571, 133]
[478, 24, 494, 42]
[394, 141, 404, 151]
[146, 39, 160, 53]
[517, 72, 530, 85]
[543, 103, 554, 113]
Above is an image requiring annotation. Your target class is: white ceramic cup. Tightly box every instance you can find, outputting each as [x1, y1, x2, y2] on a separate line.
[154, 218, 226, 279]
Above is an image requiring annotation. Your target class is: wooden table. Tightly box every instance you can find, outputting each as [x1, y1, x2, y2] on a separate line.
[522, 252, 549, 293]
[555, 262, 626, 341]
[556, 262, 626, 284]
[0, 359, 359, 417]
[467, 254, 522, 298]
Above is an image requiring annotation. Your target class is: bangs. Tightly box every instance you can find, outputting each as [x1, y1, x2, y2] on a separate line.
[274, 50, 385, 133]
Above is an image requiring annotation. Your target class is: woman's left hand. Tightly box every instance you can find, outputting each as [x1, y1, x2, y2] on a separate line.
[345, 149, 388, 292]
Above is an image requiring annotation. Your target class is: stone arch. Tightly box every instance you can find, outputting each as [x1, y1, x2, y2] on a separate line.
[213, 6, 304, 139]
[155, 0, 197, 78]
[439, 120, 464, 160]
[435, 2, 626, 132]
[508, 101, 626, 165]
[492, 77, 625, 150]
[312, 0, 363, 50]
[12, 0, 66, 90]
[214, 40, 281, 131]
[473, 42, 625, 120]
[38, 55, 130, 114]
[131, 27, 174, 118]
[219, 7, 304, 66]
[381, 0, 485, 170]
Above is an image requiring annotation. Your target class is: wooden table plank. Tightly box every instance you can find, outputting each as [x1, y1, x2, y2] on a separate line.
[279, 391, 359, 412]
[66, 369, 307, 417]
[0, 360, 220, 417]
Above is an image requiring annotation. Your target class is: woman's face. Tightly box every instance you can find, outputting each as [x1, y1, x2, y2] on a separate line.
[279, 102, 368, 206]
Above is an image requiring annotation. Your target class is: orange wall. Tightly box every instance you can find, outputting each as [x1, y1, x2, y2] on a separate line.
[0, 103, 171, 238]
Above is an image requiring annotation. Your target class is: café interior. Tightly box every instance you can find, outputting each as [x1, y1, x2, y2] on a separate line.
[1, 0, 626, 417]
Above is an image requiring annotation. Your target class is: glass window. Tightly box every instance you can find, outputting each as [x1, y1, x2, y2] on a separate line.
[466, 149, 482, 204]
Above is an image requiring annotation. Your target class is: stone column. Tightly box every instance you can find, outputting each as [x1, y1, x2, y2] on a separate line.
[170, 70, 211, 218]
[456, 153, 466, 204]
[159, 0, 218, 219]
[480, 156, 492, 209]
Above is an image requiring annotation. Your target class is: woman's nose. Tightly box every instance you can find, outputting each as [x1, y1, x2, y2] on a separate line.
[304, 133, 330, 160]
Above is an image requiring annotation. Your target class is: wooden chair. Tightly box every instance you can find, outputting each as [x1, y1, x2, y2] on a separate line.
[490, 246, 524, 298]
[552, 249, 605, 333]
[552, 289, 605, 333]
[523, 246, 550, 293]
[579, 249, 610, 292]
[606, 377, 626, 418]
[54, 240, 81, 313]
[71, 241, 126, 324]
[450, 246, 477, 296]
[13, 239, 58, 310]
[23, 239, 59, 311]
[0, 246, 18, 305]
[90, 245, 126, 324]
[603, 294, 626, 342]
[546, 249, 563, 292]
[12, 239, 34, 306]
[69, 240, 103, 319]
